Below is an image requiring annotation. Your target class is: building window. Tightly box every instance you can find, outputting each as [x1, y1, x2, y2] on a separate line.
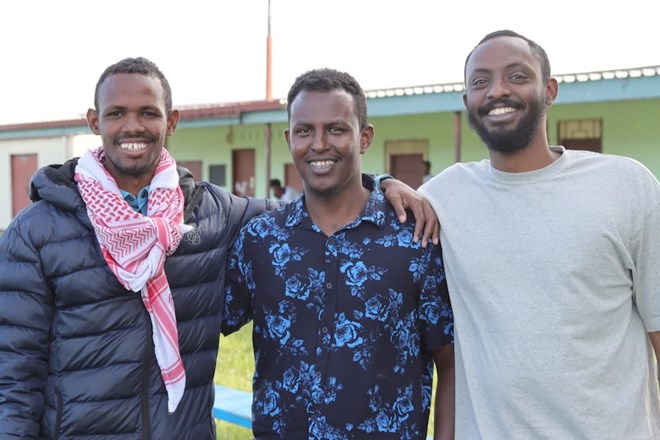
[209, 164, 226, 187]
[557, 119, 602, 153]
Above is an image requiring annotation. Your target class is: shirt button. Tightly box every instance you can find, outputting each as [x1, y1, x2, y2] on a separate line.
[315, 372, 321, 378]
[321, 327, 328, 334]
[325, 282, 332, 289]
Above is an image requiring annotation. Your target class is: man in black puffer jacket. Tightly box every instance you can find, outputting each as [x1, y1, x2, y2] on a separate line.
[0, 57, 437, 439]
[1, 161, 272, 439]
[0, 56, 279, 440]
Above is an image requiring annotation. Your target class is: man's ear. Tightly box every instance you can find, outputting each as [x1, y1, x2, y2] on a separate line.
[545, 78, 559, 106]
[86, 108, 100, 135]
[166, 109, 180, 136]
[360, 124, 375, 154]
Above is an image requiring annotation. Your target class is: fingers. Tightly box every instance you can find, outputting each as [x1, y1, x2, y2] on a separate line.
[422, 201, 440, 247]
[378, 177, 439, 245]
[409, 199, 426, 244]
[379, 177, 409, 223]
[390, 193, 408, 224]
[413, 196, 440, 248]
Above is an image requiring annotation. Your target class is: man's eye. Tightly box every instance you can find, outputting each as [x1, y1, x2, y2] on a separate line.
[297, 128, 311, 136]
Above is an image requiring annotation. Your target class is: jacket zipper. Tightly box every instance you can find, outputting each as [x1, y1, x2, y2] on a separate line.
[141, 306, 153, 440]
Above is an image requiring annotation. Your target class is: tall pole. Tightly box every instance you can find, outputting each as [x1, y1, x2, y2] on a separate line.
[264, 0, 273, 197]
[265, 0, 273, 101]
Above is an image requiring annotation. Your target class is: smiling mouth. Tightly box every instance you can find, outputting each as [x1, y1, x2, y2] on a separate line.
[488, 106, 517, 116]
[119, 142, 148, 151]
[309, 160, 336, 169]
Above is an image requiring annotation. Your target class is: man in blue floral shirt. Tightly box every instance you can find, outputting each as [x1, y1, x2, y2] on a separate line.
[222, 68, 455, 440]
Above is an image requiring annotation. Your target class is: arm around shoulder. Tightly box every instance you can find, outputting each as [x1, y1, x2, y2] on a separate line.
[202, 184, 279, 242]
[228, 192, 280, 231]
[377, 175, 439, 247]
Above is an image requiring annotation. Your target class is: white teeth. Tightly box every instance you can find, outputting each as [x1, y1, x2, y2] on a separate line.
[310, 160, 335, 168]
[489, 107, 516, 116]
[120, 142, 148, 151]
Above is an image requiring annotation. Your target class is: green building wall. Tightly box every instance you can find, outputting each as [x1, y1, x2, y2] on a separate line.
[168, 97, 660, 199]
[547, 99, 660, 173]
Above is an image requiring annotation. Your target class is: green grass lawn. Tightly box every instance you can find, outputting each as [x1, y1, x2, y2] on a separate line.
[213, 323, 437, 439]
[214, 324, 254, 440]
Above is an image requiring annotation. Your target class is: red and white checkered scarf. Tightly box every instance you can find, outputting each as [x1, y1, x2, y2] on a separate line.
[75, 147, 191, 413]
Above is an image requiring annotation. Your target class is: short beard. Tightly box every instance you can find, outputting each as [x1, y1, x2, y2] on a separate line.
[468, 96, 546, 154]
[116, 162, 157, 177]
[106, 152, 160, 177]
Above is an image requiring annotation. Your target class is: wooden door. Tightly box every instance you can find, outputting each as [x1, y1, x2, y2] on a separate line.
[11, 154, 37, 217]
[177, 160, 203, 181]
[284, 163, 303, 192]
[232, 149, 255, 197]
[558, 119, 602, 153]
[389, 153, 424, 189]
[384, 139, 429, 190]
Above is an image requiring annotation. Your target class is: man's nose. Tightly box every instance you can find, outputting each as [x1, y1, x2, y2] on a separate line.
[487, 77, 512, 100]
[122, 113, 146, 133]
[310, 131, 329, 152]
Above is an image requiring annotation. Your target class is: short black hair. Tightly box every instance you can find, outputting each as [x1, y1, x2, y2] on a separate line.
[286, 68, 368, 129]
[464, 30, 551, 84]
[269, 179, 282, 187]
[94, 57, 173, 113]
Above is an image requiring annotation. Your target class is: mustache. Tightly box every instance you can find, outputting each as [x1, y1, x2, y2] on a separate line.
[478, 99, 522, 116]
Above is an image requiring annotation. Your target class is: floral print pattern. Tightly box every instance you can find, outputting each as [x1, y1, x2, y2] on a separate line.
[223, 179, 453, 439]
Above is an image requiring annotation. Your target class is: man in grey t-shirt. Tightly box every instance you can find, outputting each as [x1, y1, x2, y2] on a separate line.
[419, 29, 660, 439]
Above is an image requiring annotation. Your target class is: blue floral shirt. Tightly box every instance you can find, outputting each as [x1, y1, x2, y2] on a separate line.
[222, 178, 453, 440]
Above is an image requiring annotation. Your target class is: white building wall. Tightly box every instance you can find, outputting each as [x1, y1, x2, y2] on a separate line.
[72, 134, 101, 157]
[0, 136, 74, 231]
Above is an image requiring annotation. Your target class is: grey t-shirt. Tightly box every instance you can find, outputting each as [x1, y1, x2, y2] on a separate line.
[419, 146, 660, 439]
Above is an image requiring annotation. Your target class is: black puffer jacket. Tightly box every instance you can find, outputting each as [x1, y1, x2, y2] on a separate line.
[0, 158, 275, 439]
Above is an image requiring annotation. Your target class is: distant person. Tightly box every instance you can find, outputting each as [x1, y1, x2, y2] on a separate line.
[419, 29, 660, 439]
[269, 178, 301, 202]
[0, 57, 437, 439]
[422, 160, 433, 183]
[223, 68, 455, 439]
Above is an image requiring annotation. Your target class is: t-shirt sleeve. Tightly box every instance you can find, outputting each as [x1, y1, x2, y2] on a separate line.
[634, 191, 660, 333]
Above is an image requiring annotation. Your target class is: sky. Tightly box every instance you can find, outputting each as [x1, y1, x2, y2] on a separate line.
[2, 0, 658, 125]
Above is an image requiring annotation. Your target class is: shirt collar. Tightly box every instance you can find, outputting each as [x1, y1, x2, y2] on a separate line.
[120, 186, 150, 215]
[284, 174, 386, 231]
